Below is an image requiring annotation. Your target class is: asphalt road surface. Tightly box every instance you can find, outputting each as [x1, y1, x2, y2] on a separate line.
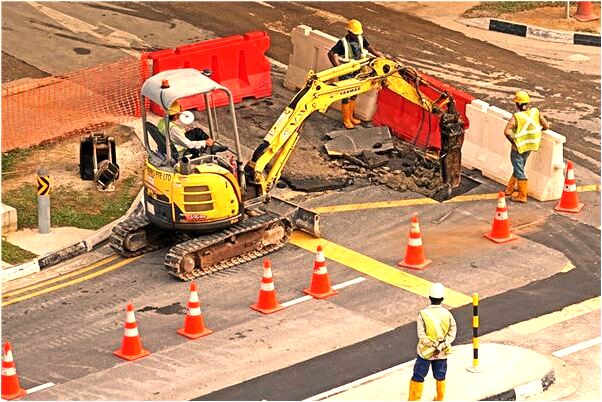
[1, 2, 600, 400]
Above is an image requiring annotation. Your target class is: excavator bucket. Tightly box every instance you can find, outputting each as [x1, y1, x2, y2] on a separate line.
[266, 196, 321, 238]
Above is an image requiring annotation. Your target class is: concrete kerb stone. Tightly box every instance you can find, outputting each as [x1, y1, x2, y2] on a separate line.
[457, 17, 600, 47]
[484, 370, 556, 401]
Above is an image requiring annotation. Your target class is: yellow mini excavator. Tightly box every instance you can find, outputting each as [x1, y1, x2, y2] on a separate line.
[110, 56, 464, 280]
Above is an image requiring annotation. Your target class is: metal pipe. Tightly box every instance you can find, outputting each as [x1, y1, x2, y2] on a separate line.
[141, 94, 149, 151]
[37, 167, 51, 234]
[204, 93, 215, 139]
[224, 88, 246, 191]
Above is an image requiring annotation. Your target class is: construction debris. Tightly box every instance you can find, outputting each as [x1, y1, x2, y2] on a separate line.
[324, 126, 394, 156]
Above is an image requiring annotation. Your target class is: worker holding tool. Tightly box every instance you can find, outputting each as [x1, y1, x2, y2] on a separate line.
[328, 19, 383, 129]
[158, 101, 214, 158]
[503, 90, 550, 203]
[408, 283, 457, 401]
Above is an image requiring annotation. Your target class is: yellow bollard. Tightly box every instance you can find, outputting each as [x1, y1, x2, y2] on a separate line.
[467, 292, 483, 372]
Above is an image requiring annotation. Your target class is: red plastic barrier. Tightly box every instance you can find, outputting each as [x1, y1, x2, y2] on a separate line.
[147, 31, 272, 115]
[373, 73, 474, 150]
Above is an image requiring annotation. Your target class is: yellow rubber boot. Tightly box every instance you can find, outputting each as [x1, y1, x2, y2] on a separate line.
[511, 179, 528, 203]
[408, 380, 423, 401]
[504, 176, 517, 197]
[341, 103, 355, 129]
[348, 100, 362, 125]
[434, 380, 445, 401]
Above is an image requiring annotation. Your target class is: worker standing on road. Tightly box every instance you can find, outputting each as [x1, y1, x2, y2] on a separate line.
[158, 101, 214, 158]
[328, 19, 383, 129]
[408, 283, 457, 401]
[503, 90, 550, 203]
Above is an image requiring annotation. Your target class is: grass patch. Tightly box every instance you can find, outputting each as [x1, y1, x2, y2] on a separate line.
[1, 148, 33, 173]
[1, 240, 38, 264]
[2, 175, 140, 230]
[462, 1, 564, 18]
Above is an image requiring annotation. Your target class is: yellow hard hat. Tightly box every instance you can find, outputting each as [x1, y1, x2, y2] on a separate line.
[347, 19, 363, 35]
[167, 101, 182, 116]
[513, 90, 530, 104]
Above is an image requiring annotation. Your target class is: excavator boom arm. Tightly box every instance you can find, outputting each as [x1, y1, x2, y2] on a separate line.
[245, 56, 460, 195]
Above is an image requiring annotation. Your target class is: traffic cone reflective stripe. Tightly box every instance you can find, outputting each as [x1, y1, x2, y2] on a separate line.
[251, 259, 285, 314]
[555, 161, 584, 213]
[178, 282, 213, 339]
[304, 246, 338, 299]
[1, 342, 26, 400]
[484, 192, 518, 243]
[398, 214, 432, 270]
[114, 304, 150, 361]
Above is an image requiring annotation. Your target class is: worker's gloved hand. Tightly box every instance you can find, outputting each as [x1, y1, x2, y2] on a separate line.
[206, 138, 215, 147]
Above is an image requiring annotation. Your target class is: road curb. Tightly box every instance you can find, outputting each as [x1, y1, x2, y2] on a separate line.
[1, 189, 144, 283]
[459, 17, 600, 47]
[482, 369, 555, 401]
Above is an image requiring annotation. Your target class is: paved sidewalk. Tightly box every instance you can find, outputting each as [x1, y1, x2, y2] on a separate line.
[309, 343, 554, 401]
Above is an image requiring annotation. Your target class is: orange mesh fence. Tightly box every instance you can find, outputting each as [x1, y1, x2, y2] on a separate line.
[2, 54, 150, 152]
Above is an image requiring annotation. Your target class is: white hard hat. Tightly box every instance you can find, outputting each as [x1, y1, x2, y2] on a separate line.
[429, 283, 445, 299]
[179, 110, 194, 125]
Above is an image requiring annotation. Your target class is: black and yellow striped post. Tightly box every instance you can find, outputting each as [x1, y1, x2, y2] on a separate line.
[466, 292, 483, 372]
[37, 167, 51, 234]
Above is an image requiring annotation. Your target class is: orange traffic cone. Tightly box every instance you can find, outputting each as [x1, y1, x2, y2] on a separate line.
[304, 246, 338, 299]
[114, 303, 150, 361]
[398, 214, 432, 270]
[251, 259, 285, 314]
[484, 192, 518, 243]
[178, 282, 213, 339]
[573, 1, 599, 21]
[1, 342, 26, 400]
[555, 161, 584, 213]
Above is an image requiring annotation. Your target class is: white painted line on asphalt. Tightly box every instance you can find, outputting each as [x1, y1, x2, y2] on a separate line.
[26, 382, 55, 394]
[304, 360, 415, 401]
[332, 277, 367, 290]
[281, 277, 366, 308]
[552, 337, 601, 358]
[281, 295, 313, 308]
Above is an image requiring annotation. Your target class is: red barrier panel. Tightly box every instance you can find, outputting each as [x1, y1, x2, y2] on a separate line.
[373, 73, 474, 150]
[147, 31, 272, 115]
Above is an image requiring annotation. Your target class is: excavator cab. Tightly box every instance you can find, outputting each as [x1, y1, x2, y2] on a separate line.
[139, 69, 246, 232]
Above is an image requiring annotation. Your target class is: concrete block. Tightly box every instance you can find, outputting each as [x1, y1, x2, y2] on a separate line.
[284, 24, 378, 121]
[2, 259, 40, 283]
[1, 203, 18, 233]
[462, 100, 567, 201]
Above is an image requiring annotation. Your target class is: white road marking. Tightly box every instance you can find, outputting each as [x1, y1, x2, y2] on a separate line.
[304, 360, 415, 401]
[26, 382, 55, 394]
[552, 337, 601, 358]
[280, 277, 366, 308]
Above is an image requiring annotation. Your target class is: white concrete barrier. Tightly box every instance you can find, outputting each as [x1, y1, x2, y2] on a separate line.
[2, 259, 40, 283]
[463, 99, 565, 201]
[284, 25, 378, 121]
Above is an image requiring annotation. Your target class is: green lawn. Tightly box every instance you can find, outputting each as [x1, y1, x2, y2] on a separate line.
[1, 240, 38, 265]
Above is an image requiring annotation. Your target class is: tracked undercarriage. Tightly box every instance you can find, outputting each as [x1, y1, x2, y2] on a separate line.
[109, 197, 320, 281]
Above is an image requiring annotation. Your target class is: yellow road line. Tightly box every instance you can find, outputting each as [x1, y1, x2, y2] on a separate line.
[2, 255, 118, 299]
[509, 296, 600, 335]
[2, 256, 142, 307]
[313, 184, 600, 214]
[290, 231, 472, 308]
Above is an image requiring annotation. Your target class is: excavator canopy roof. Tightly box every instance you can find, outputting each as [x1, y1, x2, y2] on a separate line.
[140, 68, 228, 110]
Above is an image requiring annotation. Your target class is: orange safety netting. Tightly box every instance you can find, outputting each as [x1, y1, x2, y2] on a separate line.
[1, 54, 150, 152]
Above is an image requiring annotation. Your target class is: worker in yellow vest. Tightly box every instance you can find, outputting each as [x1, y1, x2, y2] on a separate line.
[503, 90, 550, 203]
[158, 101, 214, 158]
[408, 283, 457, 401]
[328, 19, 383, 129]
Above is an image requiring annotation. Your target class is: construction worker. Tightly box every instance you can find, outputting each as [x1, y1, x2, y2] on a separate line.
[503, 90, 550, 203]
[158, 101, 214, 158]
[408, 283, 457, 401]
[328, 19, 383, 129]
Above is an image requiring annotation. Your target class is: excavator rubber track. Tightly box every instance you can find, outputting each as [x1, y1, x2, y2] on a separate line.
[164, 212, 292, 281]
[109, 215, 191, 258]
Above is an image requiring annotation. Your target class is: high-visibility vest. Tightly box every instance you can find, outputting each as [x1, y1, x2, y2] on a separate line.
[513, 108, 542, 154]
[418, 307, 452, 359]
[339, 36, 368, 62]
[157, 119, 185, 153]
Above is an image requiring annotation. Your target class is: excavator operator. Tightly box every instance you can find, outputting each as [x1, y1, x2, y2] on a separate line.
[158, 101, 215, 158]
[328, 19, 383, 129]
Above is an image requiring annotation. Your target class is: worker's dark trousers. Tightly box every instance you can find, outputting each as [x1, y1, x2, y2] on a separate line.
[185, 128, 210, 158]
[411, 356, 447, 382]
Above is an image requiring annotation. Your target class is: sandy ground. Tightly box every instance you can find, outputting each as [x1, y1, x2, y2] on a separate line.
[496, 4, 600, 33]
